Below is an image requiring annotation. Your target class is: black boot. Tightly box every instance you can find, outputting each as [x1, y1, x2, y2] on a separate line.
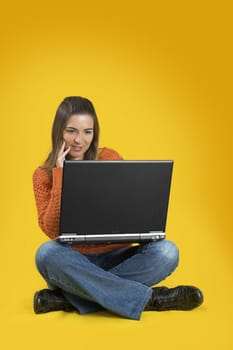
[33, 289, 75, 314]
[144, 285, 204, 311]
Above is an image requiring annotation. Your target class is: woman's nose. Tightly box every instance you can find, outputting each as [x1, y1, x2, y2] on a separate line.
[74, 133, 83, 144]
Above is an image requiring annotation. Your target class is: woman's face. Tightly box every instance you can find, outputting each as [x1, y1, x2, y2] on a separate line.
[63, 114, 94, 160]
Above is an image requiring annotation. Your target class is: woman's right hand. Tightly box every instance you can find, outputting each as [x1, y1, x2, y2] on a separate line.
[56, 141, 71, 168]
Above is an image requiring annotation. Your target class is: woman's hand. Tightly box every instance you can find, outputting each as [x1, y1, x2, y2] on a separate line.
[56, 141, 71, 168]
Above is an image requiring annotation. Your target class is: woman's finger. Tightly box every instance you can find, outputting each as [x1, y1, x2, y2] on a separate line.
[58, 141, 66, 156]
[63, 146, 71, 157]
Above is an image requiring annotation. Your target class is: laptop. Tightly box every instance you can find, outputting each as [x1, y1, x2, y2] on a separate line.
[56, 160, 173, 244]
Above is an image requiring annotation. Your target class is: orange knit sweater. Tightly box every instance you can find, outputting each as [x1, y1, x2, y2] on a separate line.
[33, 147, 131, 254]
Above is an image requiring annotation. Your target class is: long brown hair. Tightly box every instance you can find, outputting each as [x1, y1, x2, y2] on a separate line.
[44, 96, 100, 177]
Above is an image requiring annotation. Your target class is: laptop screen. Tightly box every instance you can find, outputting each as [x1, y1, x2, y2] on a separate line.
[59, 160, 173, 235]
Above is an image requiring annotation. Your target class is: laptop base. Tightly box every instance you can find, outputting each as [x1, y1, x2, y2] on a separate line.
[55, 232, 166, 245]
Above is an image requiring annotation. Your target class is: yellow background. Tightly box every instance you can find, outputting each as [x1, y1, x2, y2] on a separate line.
[0, 0, 232, 349]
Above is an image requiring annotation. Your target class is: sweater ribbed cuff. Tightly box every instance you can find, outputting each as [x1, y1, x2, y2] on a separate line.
[52, 167, 63, 190]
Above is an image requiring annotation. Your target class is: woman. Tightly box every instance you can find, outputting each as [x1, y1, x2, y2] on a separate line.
[33, 96, 203, 320]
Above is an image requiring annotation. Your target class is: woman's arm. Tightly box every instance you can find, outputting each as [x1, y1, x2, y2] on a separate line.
[33, 148, 123, 240]
[33, 167, 63, 239]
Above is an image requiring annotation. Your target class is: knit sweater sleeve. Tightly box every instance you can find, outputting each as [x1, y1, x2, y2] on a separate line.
[32, 148, 128, 254]
[32, 167, 63, 239]
[98, 147, 123, 160]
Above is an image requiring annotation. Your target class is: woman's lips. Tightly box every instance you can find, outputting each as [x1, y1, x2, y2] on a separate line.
[71, 145, 83, 152]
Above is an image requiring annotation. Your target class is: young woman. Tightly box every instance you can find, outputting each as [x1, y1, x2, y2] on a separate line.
[33, 96, 203, 320]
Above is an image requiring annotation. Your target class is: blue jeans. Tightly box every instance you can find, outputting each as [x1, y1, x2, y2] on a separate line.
[35, 239, 179, 320]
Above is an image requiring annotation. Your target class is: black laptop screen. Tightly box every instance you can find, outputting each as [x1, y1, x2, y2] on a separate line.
[59, 160, 173, 235]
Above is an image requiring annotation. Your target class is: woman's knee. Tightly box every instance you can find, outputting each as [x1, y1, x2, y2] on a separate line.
[141, 239, 179, 267]
[161, 239, 179, 267]
[35, 241, 61, 271]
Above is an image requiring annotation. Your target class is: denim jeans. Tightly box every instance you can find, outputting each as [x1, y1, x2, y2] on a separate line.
[35, 239, 179, 320]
